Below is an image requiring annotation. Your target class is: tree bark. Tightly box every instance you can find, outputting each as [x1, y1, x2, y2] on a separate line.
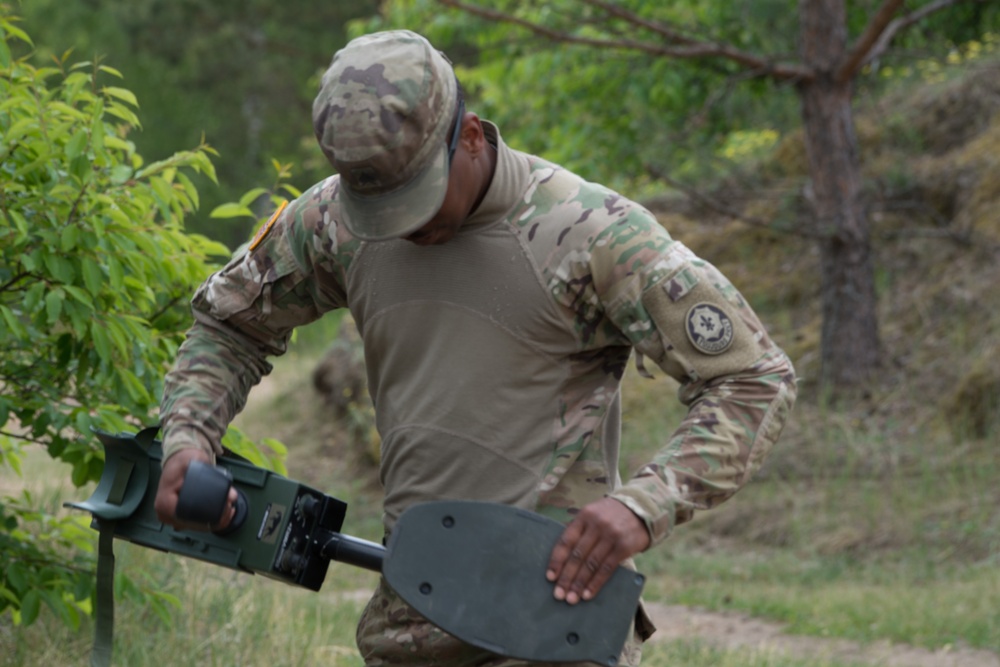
[799, 0, 880, 389]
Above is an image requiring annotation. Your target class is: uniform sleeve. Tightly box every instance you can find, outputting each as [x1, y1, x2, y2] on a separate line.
[160, 186, 352, 462]
[596, 214, 797, 547]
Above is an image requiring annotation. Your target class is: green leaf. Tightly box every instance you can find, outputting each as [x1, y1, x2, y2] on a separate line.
[238, 187, 269, 208]
[102, 86, 138, 107]
[6, 562, 28, 596]
[24, 281, 46, 313]
[279, 183, 303, 199]
[116, 367, 151, 404]
[98, 65, 123, 79]
[105, 318, 130, 359]
[107, 258, 124, 291]
[104, 135, 134, 153]
[175, 172, 200, 210]
[71, 460, 90, 487]
[81, 258, 103, 296]
[43, 253, 75, 284]
[105, 102, 141, 127]
[70, 155, 92, 183]
[64, 285, 95, 310]
[0, 586, 20, 606]
[60, 225, 80, 252]
[19, 590, 41, 625]
[109, 164, 133, 184]
[0, 35, 10, 68]
[44, 590, 81, 630]
[8, 210, 29, 237]
[45, 289, 65, 325]
[72, 574, 93, 602]
[262, 437, 288, 458]
[65, 130, 89, 160]
[209, 202, 255, 219]
[3, 22, 34, 46]
[90, 321, 112, 363]
[22, 251, 40, 276]
[106, 206, 133, 229]
[91, 123, 106, 159]
[0, 305, 26, 340]
[192, 151, 217, 184]
[5, 447, 24, 476]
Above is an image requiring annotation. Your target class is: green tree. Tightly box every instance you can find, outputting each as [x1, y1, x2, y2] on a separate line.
[367, 0, 998, 392]
[0, 10, 282, 629]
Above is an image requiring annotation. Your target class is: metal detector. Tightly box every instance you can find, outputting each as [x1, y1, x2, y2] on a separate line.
[68, 428, 644, 666]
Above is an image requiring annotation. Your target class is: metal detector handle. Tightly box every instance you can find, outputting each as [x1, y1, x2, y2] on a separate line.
[317, 532, 385, 572]
[176, 460, 248, 533]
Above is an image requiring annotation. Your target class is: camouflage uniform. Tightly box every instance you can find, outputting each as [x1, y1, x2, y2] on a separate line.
[159, 30, 796, 667]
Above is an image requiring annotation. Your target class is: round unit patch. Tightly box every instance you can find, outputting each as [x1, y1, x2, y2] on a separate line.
[685, 303, 735, 355]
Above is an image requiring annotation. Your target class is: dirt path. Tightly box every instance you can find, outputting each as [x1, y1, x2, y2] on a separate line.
[643, 602, 1000, 667]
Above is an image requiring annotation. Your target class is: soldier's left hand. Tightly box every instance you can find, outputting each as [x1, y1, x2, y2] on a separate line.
[546, 497, 650, 604]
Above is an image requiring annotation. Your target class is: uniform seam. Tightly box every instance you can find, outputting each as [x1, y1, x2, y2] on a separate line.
[380, 423, 546, 476]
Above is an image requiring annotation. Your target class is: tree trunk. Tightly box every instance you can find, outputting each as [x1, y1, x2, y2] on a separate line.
[798, 0, 880, 391]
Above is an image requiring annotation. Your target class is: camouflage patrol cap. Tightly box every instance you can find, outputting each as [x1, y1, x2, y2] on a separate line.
[312, 30, 459, 241]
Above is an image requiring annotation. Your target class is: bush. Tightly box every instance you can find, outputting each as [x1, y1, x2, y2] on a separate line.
[0, 10, 280, 629]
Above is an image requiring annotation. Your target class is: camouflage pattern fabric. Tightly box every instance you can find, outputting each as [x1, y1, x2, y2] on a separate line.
[312, 30, 459, 241]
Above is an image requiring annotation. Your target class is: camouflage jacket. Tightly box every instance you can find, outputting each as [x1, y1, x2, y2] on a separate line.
[160, 122, 797, 546]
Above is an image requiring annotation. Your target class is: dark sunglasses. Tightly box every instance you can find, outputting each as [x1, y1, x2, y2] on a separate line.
[446, 96, 465, 165]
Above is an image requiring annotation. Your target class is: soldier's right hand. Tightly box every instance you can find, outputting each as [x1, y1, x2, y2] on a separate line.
[154, 448, 237, 532]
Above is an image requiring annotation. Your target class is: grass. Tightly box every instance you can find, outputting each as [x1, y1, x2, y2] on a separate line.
[2, 544, 376, 667]
[2, 345, 997, 666]
[641, 641, 871, 667]
[639, 546, 1000, 650]
[4, 267, 1000, 666]
[626, 388, 1000, 655]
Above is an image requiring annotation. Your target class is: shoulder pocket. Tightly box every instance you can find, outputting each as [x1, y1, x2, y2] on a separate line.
[194, 239, 301, 323]
[640, 263, 765, 383]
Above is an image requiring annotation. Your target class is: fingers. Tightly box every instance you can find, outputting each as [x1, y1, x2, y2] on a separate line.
[546, 497, 651, 605]
[154, 449, 228, 532]
[549, 525, 615, 604]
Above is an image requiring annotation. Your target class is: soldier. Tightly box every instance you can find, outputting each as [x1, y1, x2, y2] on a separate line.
[154, 30, 797, 667]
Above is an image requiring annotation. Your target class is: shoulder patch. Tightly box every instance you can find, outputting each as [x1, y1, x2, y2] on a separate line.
[685, 303, 735, 355]
[249, 200, 289, 252]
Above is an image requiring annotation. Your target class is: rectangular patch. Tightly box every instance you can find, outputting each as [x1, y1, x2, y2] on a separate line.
[660, 266, 699, 302]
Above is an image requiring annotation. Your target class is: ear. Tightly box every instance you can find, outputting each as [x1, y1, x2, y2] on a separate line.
[459, 112, 487, 157]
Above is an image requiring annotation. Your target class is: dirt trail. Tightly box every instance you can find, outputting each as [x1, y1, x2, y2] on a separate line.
[643, 602, 1000, 667]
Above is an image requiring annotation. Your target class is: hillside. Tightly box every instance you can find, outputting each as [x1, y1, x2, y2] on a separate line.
[647, 58, 1000, 435]
[245, 56, 1000, 553]
[231, 56, 1000, 663]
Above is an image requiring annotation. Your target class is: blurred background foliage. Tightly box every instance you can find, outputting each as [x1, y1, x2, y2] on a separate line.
[19, 0, 378, 249]
[364, 0, 999, 196]
[18, 0, 999, 248]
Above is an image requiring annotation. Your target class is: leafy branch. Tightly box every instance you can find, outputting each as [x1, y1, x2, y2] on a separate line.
[437, 0, 813, 82]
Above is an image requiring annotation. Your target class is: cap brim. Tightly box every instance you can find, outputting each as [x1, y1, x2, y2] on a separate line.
[339, 143, 449, 242]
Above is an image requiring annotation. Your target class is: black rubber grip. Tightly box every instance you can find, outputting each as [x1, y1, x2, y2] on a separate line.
[175, 461, 233, 525]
